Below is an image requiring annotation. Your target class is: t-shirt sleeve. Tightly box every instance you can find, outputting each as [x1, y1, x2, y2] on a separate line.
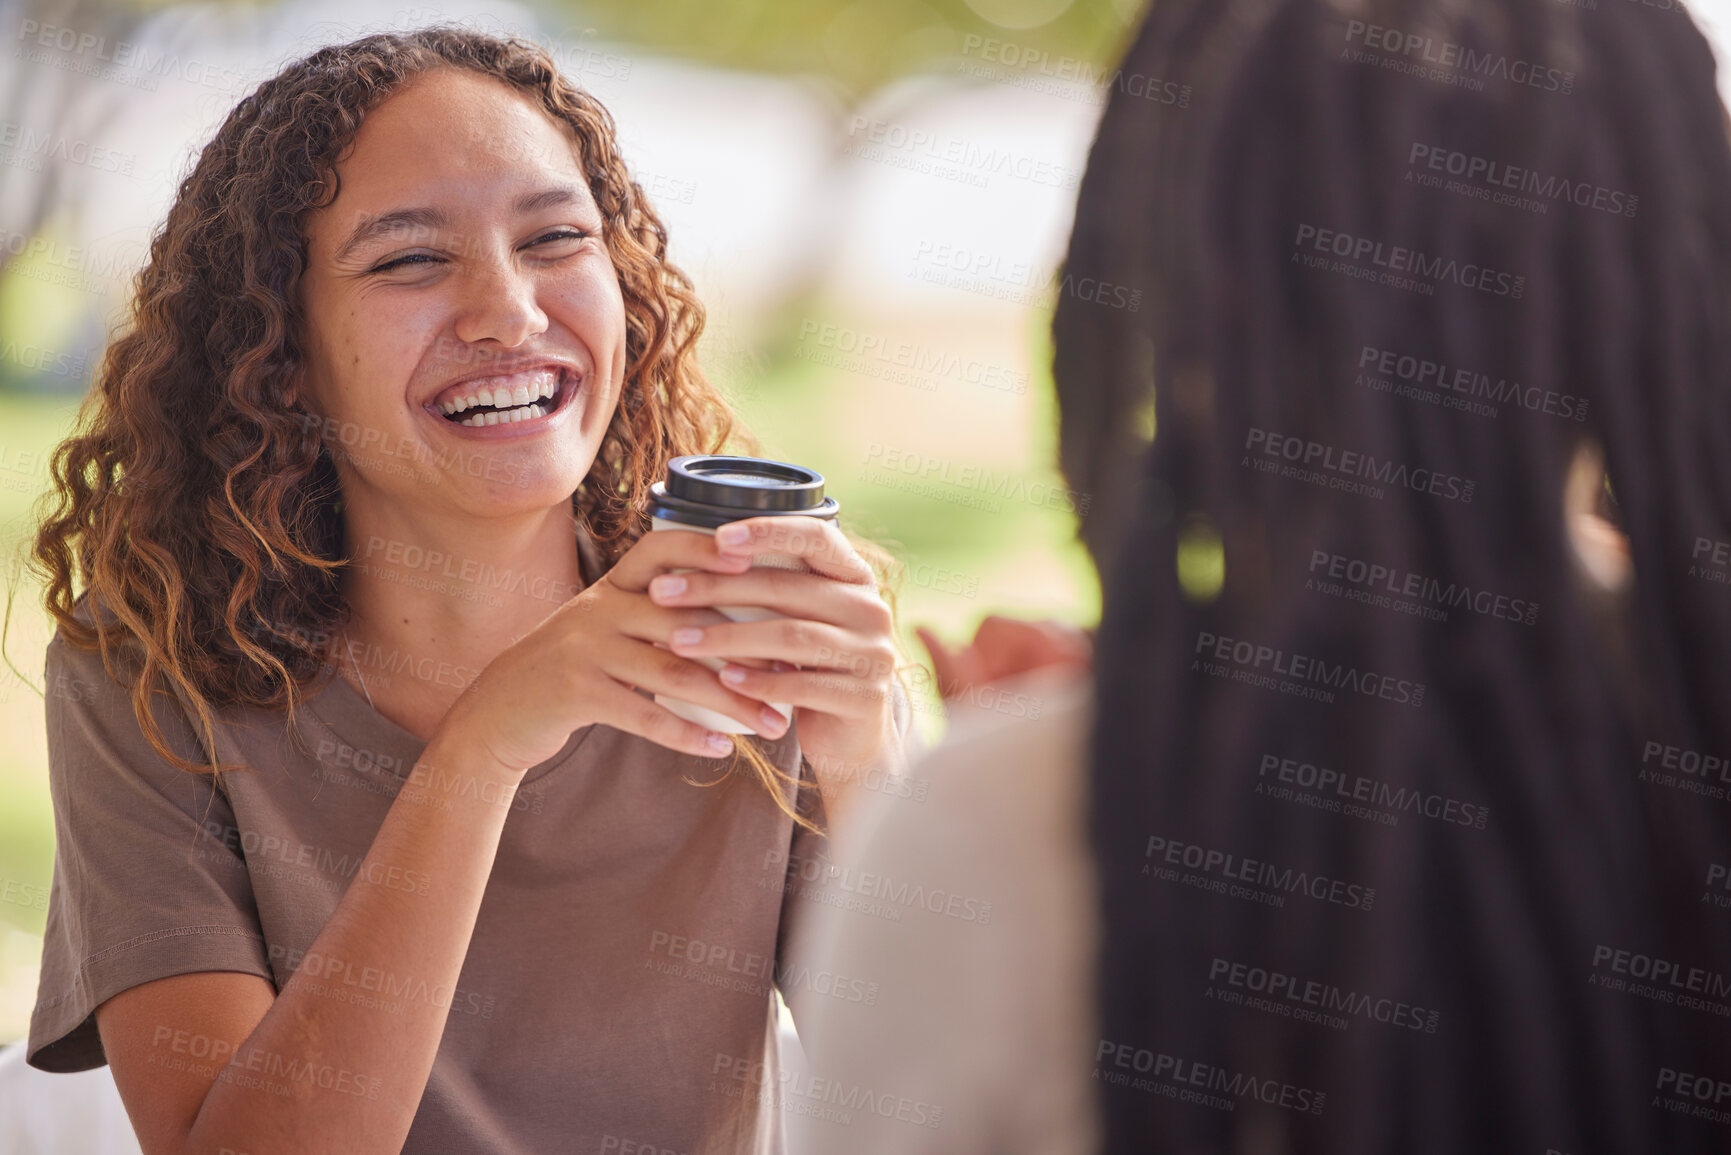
[26, 633, 274, 1073]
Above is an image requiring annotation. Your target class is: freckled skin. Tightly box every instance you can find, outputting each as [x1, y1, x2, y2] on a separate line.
[289, 68, 632, 741]
[296, 68, 630, 525]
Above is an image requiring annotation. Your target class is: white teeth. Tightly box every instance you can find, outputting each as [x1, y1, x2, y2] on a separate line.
[456, 402, 547, 428]
[440, 369, 567, 420]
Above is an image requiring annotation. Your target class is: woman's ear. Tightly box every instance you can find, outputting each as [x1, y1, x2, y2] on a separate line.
[1564, 438, 1632, 594]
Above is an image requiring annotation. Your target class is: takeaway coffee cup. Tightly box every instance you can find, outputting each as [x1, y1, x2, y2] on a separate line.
[648, 454, 841, 735]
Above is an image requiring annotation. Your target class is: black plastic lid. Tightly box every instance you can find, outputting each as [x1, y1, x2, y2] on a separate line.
[647, 455, 840, 529]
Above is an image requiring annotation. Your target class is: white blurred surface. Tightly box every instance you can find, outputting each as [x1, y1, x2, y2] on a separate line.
[0, 1045, 141, 1155]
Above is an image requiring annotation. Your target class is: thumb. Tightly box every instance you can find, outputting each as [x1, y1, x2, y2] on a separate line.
[915, 625, 962, 699]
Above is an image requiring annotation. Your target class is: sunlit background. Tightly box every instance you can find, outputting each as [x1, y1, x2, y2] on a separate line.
[0, 0, 1150, 1047]
[7, 0, 1731, 1054]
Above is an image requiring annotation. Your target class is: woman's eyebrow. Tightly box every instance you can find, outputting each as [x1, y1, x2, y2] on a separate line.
[335, 207, 446, 262]
[332, 186, 589, 262]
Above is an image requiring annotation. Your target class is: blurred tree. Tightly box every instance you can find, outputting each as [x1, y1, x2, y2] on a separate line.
[0, 0, 146, 279]
[547, 0, 1141, 102]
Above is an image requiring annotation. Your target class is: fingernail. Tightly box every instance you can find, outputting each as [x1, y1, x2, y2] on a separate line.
[760, 707, 788, 733]
[706, 734, 733, 755]
[720, 665, 747, 684]
[716, 523, 750, 545]
[651, 575, 686, 597]
[671, 627, 703, 646]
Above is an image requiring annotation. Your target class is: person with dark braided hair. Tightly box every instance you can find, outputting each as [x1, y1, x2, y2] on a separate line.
[793, 0, 1731, 1153]
[1079, 0, 1731, 1151]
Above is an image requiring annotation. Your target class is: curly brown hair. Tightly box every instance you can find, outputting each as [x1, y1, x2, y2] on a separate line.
[30, 26, 904, 822]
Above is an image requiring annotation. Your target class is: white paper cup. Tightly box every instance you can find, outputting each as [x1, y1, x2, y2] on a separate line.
[644, 455, 840, 737]
[649, 516, 811, 735]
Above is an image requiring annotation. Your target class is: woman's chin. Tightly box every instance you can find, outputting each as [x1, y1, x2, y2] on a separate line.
[427, 472, 591, 521]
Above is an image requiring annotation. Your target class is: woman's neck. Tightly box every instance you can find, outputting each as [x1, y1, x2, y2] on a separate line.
[334, 499, 588, 740]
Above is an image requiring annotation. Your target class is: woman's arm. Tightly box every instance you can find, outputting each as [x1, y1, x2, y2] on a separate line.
[96, 730, 516, 1155]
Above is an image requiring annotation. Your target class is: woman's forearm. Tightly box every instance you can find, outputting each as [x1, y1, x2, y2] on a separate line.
[181, 732, 521, 1155]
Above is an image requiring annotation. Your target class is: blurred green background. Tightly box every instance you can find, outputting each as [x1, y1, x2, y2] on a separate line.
[0, 0, 1137, 1042]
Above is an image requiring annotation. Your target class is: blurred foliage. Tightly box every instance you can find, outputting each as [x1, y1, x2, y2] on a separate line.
[545, 0, 1145, 100]
[0, 391, 81, 934]
[44, 0, 1145, 96]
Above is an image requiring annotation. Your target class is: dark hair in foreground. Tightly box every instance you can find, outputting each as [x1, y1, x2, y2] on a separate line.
[28, 26, 901, 824]
[1058, 0, 1731, 1150]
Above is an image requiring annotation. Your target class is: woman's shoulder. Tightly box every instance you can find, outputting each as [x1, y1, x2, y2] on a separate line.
[46, 598, 139, 691]
[45, 588, 175, 697]
[43, 596, 226, 774]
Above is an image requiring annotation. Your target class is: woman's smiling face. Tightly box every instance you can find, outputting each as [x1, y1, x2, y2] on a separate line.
[298, 67, 628, 520]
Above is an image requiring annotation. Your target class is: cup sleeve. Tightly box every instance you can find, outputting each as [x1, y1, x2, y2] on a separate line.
[25, 634, 274, 1073]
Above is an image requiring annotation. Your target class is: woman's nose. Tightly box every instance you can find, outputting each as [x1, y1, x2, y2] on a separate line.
[451, 256, 549, 348]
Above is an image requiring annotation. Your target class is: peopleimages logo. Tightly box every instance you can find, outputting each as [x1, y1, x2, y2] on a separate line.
[1407, 143, 1637, 218]
[1207, 956, 1441, 1033]
[1258, 752, 1492, 829]
[711, 1053, 944, 1129]
[1342, 19, 1576, 94]
[1294, 224, 1525, 298]
[1590, 944, 1731, 1013]
[1194, 629, 1427, 708]
[16, 19, 248, 94]
[0, 121, 135, 176]
[1245, 427, 1476, 505]
[845, 115, 1081, 191]
[1655, 1067, 1731, 1121]
[1143, 833, 1378, 911]
[1307, 548, 1540, 627]
[0, 227, 144, 294]
[1095, 1039, 1326, 1115]
[1357, 345, 1588, 423]
[958, 33, 1191, 108]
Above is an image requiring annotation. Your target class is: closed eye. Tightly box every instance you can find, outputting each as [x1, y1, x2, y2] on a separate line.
[368, 251, 441, 273]
[529, 228, 591, 247]
[366, 229, 592, 274]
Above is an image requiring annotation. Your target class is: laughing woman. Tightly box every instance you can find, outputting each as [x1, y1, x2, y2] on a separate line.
[23, 28, 913, 1155]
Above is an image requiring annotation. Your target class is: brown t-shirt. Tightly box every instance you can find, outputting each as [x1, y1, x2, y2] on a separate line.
[26, 530, 903, 1155]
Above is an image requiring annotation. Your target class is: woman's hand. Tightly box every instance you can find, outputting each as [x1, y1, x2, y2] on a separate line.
[646, 516, 903, 790]
[437, 529, 794, 774]
[915, 615, 1093, 701]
